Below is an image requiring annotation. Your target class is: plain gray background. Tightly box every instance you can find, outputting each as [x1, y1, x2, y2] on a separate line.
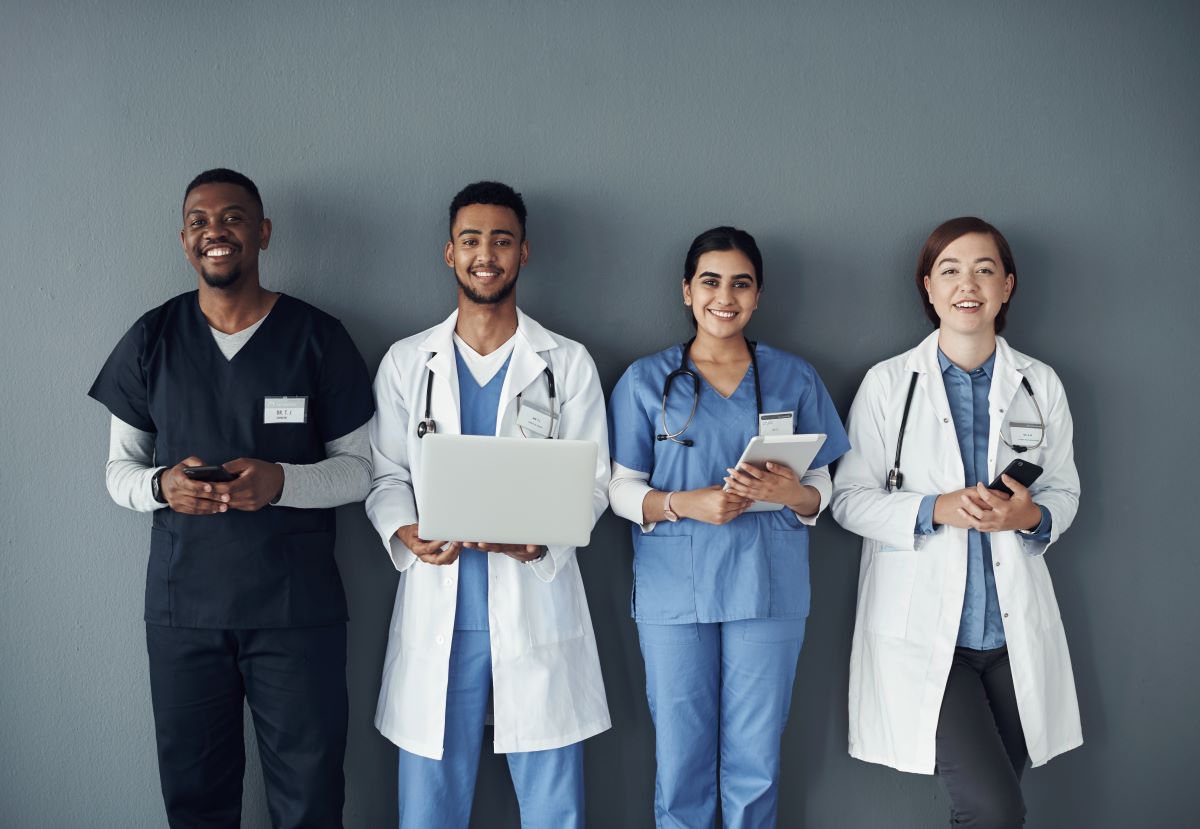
[2, 0, 1196, 826]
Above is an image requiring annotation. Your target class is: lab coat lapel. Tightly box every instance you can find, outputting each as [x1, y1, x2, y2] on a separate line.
[988, 337, 1030, 480]
[497, 309, 557, 428]
[418, 312, 462, 436]
[906, 330, 964, 483]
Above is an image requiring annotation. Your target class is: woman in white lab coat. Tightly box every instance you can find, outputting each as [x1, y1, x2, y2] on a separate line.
[831, 217, 1082, 828]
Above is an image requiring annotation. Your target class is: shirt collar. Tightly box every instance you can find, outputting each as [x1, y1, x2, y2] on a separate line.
[937, 347, 996, 379]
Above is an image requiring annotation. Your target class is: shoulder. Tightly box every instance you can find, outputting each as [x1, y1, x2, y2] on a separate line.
[755, 342, 821, 381]
[276, 293, 346, 335]
[122, 291, 195, 346]
[999, 338, 1067, 397]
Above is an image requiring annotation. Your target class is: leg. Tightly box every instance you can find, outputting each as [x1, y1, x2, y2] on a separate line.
[936, 648, 1026, 828]
[507, 741, 585, 829]
[145, 624, 245, 829]
[979, 649, 1029, 782]
[637, 622, 720, 829]
[718, 617, 806, 829]
[397, 630, 493, 829]
[239, 624, 347, 829]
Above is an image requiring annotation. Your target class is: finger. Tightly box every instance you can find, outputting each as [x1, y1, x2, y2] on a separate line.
[735, 463, 767, 480]
[974, 484, 997, 505]
[764, 461, 797, 480]
[179, 457, 206, 468]
[959, 496, 986, 521]
[222, 458, 251, 472]
[956, 507, 982, 529]
[1000, 474, 1029, 496]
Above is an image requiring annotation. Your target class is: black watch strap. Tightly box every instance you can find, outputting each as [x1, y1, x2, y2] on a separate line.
[151, 467, 168, 504]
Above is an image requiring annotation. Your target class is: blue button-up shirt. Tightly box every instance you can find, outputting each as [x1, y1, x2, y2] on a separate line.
[916, 349, 1051, 649]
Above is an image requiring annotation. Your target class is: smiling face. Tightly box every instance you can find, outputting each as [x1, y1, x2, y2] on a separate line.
[180, 182, 271, 289]
[683, 248, 761, 340]
[444, 203, 528, 306]
[923, 232, 1014, 338]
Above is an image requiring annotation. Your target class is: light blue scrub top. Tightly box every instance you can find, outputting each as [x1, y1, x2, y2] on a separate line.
[609, 343, 850, 624]
[452, 345, 511, 631]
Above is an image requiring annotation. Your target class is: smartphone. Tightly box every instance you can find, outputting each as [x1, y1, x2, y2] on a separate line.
[182, 465, 239, 483]
[988, 459, 1043, 496]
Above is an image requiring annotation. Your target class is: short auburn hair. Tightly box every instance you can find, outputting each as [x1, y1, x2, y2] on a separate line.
[915, 217, 1017, 334]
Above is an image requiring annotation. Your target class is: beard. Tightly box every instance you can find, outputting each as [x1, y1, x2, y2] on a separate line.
[456, 268, 518, 305]
[201, 265, 243, 290]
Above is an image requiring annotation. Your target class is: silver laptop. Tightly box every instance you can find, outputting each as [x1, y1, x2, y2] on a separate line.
[416, 434, 598, 548]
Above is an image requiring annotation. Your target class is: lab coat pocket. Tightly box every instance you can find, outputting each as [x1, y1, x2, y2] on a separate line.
[633, 536, 695, 623]
[145, 528, 174, 623]
[768, 530, 811, 617]
[524, 568, 586, 647]
[862, 547, 918, 639]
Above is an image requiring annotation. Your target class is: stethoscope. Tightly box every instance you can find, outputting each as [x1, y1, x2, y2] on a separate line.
[886, 371, 1045, 491]
[656, 337, 762, 447]
[416, 357, 558, 439]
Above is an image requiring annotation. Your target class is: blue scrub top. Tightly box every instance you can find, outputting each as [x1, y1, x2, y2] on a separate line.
[609, 342, 850, 624]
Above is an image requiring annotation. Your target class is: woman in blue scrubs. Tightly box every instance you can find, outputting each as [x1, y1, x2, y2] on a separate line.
[608, 226, 849, 827]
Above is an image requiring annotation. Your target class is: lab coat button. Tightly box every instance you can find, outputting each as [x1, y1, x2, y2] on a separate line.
[943, 417, 950, 423]
[1003, 612, 1009, 618]
[435, 635, 445, 645]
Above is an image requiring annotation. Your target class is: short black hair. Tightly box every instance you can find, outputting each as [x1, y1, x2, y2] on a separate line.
[448, 181, 527, 238]
[183, 168, 263, 214]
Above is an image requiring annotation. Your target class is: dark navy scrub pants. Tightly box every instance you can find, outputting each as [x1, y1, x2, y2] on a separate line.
[146, 623, 347, 829]
[935, 646, 1029, 828]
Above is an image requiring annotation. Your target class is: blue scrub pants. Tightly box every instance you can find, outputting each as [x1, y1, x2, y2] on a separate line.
[637, 617, 806, 829]
[145, 623, 347, 829]
[397, 630, 585, 829]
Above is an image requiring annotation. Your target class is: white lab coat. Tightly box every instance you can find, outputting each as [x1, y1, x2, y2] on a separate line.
[365, 309, 612, 759]
[830, 331, 1082, 773]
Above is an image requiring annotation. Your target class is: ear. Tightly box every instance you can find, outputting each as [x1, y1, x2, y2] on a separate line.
[258, 218, 272, 251]
[179, 228, 188, 255]
[682, 279, 692, 306]
[1003, 273, 1014, 301]
[519, 237, 529, 266]
[444, 239, 455, 268]
[923, 274, 932, 300]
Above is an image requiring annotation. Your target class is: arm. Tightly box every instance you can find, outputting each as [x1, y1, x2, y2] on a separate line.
[274, 423, 372, 508]
[364, 348, 423, 572]
[830, 369, 931, 550]
[105, 415, 166, 512]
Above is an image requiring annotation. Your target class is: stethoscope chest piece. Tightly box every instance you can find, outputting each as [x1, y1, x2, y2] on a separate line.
[417, 418, 435, 438]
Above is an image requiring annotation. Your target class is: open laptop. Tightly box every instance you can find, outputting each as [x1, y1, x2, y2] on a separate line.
[416, 433, 599, 548]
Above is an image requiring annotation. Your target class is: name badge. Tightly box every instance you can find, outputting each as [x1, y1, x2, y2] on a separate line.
[1009, 422, 1043, 448]
[264, 396, 307, 424]
[758, 411, 794, 436]
[516, 400, 553, 437]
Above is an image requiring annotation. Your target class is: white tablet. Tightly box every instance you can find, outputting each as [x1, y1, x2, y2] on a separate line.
[727, 433, 827, 513]
[416, 434, 598, 548]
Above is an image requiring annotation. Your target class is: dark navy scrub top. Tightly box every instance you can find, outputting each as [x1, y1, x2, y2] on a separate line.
[88, 291, 374, 629]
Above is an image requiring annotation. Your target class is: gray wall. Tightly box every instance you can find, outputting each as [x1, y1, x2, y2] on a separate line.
[2, 0, 1196, 826]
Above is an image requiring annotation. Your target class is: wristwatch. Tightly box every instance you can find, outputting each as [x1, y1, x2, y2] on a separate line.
[151, 467, 168, 504]
[663, 491, 680, 522]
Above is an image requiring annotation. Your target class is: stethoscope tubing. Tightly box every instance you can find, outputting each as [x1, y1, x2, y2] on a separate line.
[416, 356, 558, 439]
[657, 337, 762, 447]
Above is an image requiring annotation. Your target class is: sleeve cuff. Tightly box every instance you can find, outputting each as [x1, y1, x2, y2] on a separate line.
[1019, 505, 1053, 542]
[915, 494, 938, 536]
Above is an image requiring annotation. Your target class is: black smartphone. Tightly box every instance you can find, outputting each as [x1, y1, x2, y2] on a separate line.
[182, 465, 239, 483]
[988, 459, 1043, 496]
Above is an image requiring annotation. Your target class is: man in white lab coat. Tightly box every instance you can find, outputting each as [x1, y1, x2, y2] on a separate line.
[366, 181, 611, 828]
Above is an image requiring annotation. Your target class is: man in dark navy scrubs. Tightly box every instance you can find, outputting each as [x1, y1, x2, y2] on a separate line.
[89, 168, 374, 828]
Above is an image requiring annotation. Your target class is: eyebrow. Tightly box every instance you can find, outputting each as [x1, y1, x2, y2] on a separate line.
[458, 227, 515, 238]
[186, 204, 247, 217]
[699, 271, 754, 280]
[936, 256, 998, 268]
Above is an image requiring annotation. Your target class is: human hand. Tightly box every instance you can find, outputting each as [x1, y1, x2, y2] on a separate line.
[958, 477, 1043, 533]
[209, 458, 284, 512]
[396, 524, 462, 565]
[723, 462, 818, 515]
[161, 457, 229, 515]
[933, 487, 994, 530]
[675, 485, 751, 525]
[467, 542, 546, 563]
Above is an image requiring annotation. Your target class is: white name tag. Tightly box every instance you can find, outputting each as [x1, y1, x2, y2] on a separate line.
[264, 396, 307, 424]
[758, 411, 794, 436]
[1009, 422, 1043, 448]
[516, 400, 553, 437]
